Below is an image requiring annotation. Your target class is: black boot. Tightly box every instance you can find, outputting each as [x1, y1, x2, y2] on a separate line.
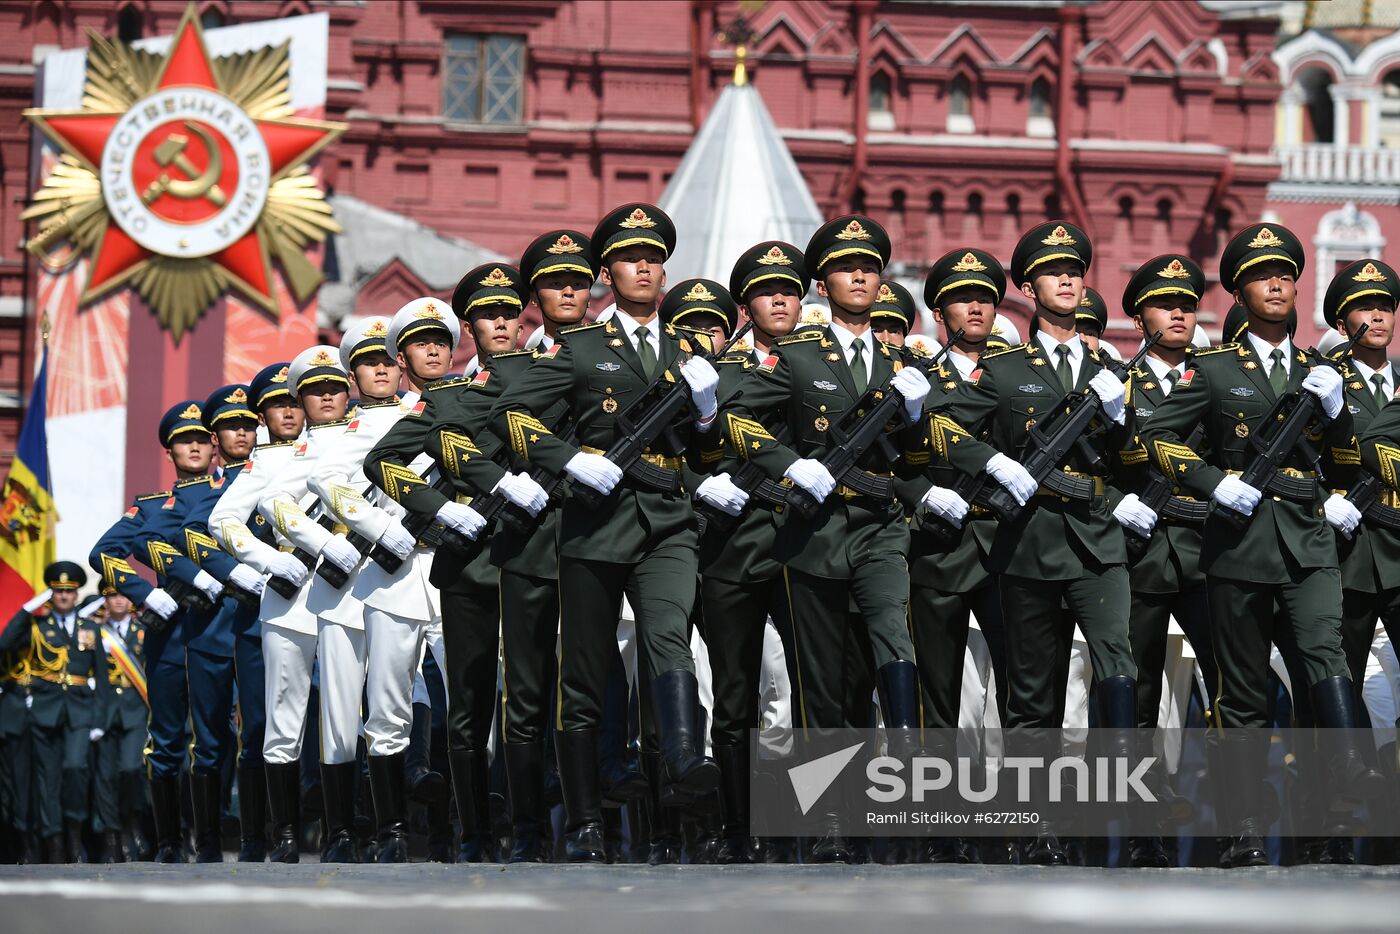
[44, 834, 65, 864]
[320, 762, 359, 863]
[1127, 836, 1171, 868]
[1311, 676, 1387, 803]
[925, 836, 973, 864]
[808, 813, 853, 864]
[650, 670, 719, 806]
[236, 767, 267, 862]
[1023, 822, 1068, 866]
[368, 753, 409, 863]
[555, 730, 606, 863]
[190, 771, 223, 863]
[149, 775, 185, 863]
[448, 748, 494, 862]
[103, 830, 124, 864]
[714, 744, 752, 864]
[1210, 735, 1269, 868]
[643, 753, 682, 865]
[264, 762, 300, 864]
[876, 660, 920, 749]
[63, 819, 86, 864]
[407, 703, 448, 805]
[119, 772, 152, 861]
[504, 741, 546, 863]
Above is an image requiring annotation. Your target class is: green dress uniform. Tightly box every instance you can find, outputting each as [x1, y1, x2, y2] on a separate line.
[0, 635, 34, 861]
[485, 204, 719, 862]
[897, 250, 1009, 736]
[1331, 260, 1400, 688]
[91, 606, 149, 861]
[925, 224, 1137, 736]
[0, 562, 108, 862]
[1139, 224, 1380, 865]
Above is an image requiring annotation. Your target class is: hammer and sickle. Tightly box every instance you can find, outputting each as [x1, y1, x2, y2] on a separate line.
[141, 122, 228, 207]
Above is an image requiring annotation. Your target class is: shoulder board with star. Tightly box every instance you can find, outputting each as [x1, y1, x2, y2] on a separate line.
[559, 321, 604, 336]
[136, 490, 173, 502]
[428, 376, 472, 393]
[255, 440, 294, 451]
[982, 343, 1028, 360]
[775, 330, 825, 347]
[1191, 343, 1238, 358]
[174, 476, 212, 489]
[493, 349, 536, 359]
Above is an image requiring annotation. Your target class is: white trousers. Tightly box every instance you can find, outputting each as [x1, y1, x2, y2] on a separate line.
[365, 607, 443, 756]
[262, 625, 317, 765]
[317, 619, 367, 765]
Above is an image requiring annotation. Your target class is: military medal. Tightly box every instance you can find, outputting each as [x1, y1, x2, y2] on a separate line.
[602, 397, 618, 414]
[1236, 423, 1250, 438]
[814, 416, 829, 431]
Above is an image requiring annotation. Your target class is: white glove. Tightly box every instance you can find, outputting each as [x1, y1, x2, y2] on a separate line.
[79, 600, 103, 620]
[1212, 474, 1262, 517]
[144, 588, 178, 620]
[227, 563, 265, 596]
[1112, 492, 1159, 537]
[1089, 370, 1127, 424]
[88, 728, 104, 743]
[892, 367, 931, 421]
[1302, 366, 1344, 420]
[565, 451, 623, 496]
[436, 501, 487, 541]
[695, 472, 750, 516]
[266, 552, 310, 587]
[377, 520, 416, 559]
[1323, 492, 1362, 538]
[986, 452, 1038, 506]
[319, 534, 362, 574]
[680, 357, 720, 422]
[493, 472, 549, 517]
[783, 458, 837, 503]
[920, 485, 970, 528]
[192, 569, 224, 603]
[22, 589, 52, 614]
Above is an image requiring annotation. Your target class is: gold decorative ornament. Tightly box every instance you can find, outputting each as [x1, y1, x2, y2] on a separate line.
[1158, 259, 1191, 279]
[757, 245, 792, 265]
[621, 208, 656, 229]
[547, 234, 582, 255]
[1041, 225, 1076, 246]
[835, 219, 872, 241]
[1354, 262, 1386, 283]
[952, 252, 987, 272]
[1247, 228, 1284, 249]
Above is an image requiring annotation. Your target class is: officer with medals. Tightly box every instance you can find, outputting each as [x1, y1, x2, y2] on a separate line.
[897, 248, 1011, 865]
[90, 586, 149, 862]
[0, 562, 105, 862]
[925, 222, 1138, 865]
[487, 204, 722, 862]
[89, 402, 218, 862]
[1111, 255, 1217, 867]
[1140, 224, 1382, 866]
[718, 216, 931, 863]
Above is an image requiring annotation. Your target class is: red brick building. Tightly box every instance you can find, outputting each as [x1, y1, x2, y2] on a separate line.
[0, 0, 1327, 469]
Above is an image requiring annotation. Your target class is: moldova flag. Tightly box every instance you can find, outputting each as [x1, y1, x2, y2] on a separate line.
[0, 344, 55, 618]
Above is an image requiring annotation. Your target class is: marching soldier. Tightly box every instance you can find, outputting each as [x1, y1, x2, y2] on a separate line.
[90, 587, 149, 862]
[718, 216, 932, 862]
[1140, 223, 1382, 866]
[1112, 254, 1217, 867]
[924, 222, 1138, 865]
[0, 563, 104, 862]
[487, 204, 722, 862]
[868, 281, 915, 348]
[89, 402, 216, 862]
[897, 247, 1011, 864]
[0, 608, 33, 863]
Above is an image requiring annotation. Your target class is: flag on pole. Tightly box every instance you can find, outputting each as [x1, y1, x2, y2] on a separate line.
[0, 340, 55, 618]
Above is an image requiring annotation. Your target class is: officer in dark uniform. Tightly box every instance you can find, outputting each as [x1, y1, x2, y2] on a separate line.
[1140, 224, 1382, 866]
[869, 281, 915, 347]
[487, 204, 722, 862]
[90, 586, 149, 862]
[719, 216, 932, 862]
[0, 562, 106, 862]
[1074, 287, 1114, 357]
[1111, 254, 1217, 867]
[89, 401, 215, 862]
[0, 607, 34, 863]
[925, 222, 1138, 865]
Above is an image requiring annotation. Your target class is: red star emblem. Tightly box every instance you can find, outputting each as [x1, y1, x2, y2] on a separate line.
[24, 6, 344, 337]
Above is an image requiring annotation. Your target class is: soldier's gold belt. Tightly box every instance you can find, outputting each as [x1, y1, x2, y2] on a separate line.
[32, 669, 82, 687]
[580, 445, 682, 472]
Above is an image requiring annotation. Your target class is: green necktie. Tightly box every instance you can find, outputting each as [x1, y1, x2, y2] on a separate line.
[1268, 348, 1286, 396]
[1166, 368, 1181, 390]
[1055, 344, 1073, 393]
[1373, 372, 1389, 408]
[637, 327, 656, 380]
[850, 339, 868, 395]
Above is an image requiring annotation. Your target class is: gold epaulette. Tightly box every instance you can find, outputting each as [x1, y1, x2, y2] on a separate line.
[310, 417, 352, 430]
[717, 353, 753, 365]
[492, 349, 536, 358]
[174, 476, 212, 489]
[982, 343, 1027, 360]
[359, 398, 401, 409]
[560, 321, 603, 335]
[1192, 343, 1238, 357]
[254, 440, 294, 451]
[136, 491, 172, 502]
[428, 376, 471, 392]
[775, 330, 824, 346]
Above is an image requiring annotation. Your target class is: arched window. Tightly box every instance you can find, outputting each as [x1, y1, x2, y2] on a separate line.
[967, 191, 983, 216]
[1381, 69, 1400, 148]
[947, 74, 974, 133]
[1006, 193, 1021, 224]
[1027, 76, 1053, 137]
[117, 4, 142, 43]
[852, 186, 867, 215]
[1044, 193, 1061, 219]
[868, 72, 894, 130]
[890, 188, 906, 216]
[200, 7, 226, 29]
[1298, 66, 1335, 144]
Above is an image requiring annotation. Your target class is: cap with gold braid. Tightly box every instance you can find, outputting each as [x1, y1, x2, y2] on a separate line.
[385, 296, 461, 354]
[338, 316, 393, 370]
[924, 248, 1007, 309]
[201, 384, 257, 430]
[1076, 287, 1109, 334]
[250, 362, 293, 411]
[289, 345, 350, 395]
[1121, 254, 1205, 317]
[45, 560, 88, 592]
[158, 400, 207, 448]
[659, 278, 738, 336]
[451, 264, 528, 321]
[1323, 258, 1399, 328]
[519, 230, 598, 287]
[869, 281, 916, 335]
[1010, 220, 1092, 286]
[804, 215, 892, 280]
[1219, 223, 1305, 293]
[591, 203, 677, 269]
[729, 240, 810, 302]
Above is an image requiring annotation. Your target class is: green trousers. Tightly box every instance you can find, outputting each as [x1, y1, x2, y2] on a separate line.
[500, 570, 559, 745]
[441, 584, 502, 752]
[1128, 584, 1215, 729]
[699, 574, 789, 746]
[909, 582, 1005, 730]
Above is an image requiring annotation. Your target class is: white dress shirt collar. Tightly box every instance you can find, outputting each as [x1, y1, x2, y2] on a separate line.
[1034, 330, 1084, 385]
[828, 320, 875, 365]
[1247, 331, 1293, 375]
